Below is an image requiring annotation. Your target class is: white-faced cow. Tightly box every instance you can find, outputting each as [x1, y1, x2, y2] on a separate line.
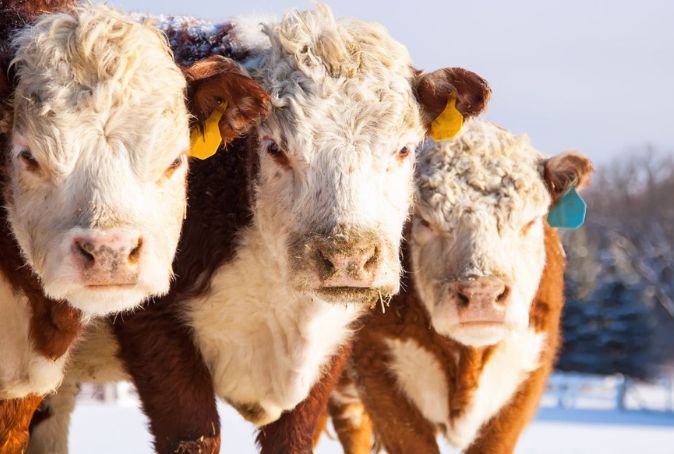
[29, 5, 491, 454]
[322, 119, 593, 454]
[0, 3, 269, 451]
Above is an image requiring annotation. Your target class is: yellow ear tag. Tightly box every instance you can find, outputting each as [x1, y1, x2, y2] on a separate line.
[189, 101, 228, 160]
[429, 96, 464, 141]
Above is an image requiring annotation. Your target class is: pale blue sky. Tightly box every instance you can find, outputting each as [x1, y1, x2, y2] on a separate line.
[104, 0, 674, 163]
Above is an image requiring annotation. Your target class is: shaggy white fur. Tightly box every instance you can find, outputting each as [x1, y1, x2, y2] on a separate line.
[188, 232, 365, 425]
[385, 338, 450, 425]
[7, 5, 190, 317]
[410, 119, 552, 346]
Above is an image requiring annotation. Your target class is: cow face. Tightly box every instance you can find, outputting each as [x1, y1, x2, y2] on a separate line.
[4, 6, 190, 317]
[410, 121, 592, 347]
[245, 6, 490, 305]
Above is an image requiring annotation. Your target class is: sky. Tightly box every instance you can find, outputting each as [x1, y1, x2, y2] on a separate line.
[103, 0, 674, 164]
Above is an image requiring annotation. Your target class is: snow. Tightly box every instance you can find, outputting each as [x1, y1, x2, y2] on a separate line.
[68, 401, 674, 454]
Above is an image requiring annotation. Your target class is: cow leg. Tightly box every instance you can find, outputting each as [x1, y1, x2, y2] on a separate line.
[465, 363, 553, 454]
[111, 305, 220, 454]
[323, 369, 373, 454]
[0, 395, 42, 454]
[352, 337, 439, 454]
[256, 343, 352, 454]
[326, 396, 373, 454]
[26, 381, 77, 454]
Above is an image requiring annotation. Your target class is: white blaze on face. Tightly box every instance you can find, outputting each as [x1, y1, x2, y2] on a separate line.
[242, 6, 425, 302]
[410, 120, 552, 346]
[7, 5, 190, 316]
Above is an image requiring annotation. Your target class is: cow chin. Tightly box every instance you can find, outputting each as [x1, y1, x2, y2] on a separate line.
[45, 285, 157, 317]
[446, 323, 509, 348]
[313, 285, 397, 305]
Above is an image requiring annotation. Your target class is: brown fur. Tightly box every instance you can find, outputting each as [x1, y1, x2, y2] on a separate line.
[326, 224, 565, 454]
[108, 64, 268, 453]
[414, 67, 492, 128]
[544, 153, 593, 201]
[183, 56, 270, 145]
[0, 395, 42, 454]
[163, 22, 252, 67]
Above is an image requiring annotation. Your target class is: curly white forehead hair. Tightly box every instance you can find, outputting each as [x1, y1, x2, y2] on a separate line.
[253, 3, 421, 133]
[11, 4, 186, 133]
[415, 119, 551, 229]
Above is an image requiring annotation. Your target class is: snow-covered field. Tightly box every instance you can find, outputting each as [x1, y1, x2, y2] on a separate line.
[68, 394, 674, 454]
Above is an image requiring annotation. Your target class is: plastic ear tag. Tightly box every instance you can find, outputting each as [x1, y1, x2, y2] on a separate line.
[547, 187, 587, 229]
[189, 101, 228, 160]
[430, 95, 464, 141]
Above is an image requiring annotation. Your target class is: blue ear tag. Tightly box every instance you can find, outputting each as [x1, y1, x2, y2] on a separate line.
[547, 187, 587, 229]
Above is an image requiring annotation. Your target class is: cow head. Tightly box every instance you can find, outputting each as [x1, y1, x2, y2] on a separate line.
[411, 120, 592, 346]
[2, 5, 191, 317]
[237, 5, 490, 304]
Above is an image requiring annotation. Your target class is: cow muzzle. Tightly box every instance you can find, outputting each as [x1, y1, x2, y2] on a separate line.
[448, 276, 511, 325]
[292, 226, 398, 303]
[71, 228, 143, 287]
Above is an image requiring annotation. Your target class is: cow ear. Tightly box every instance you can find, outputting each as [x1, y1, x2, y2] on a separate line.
[183, 55, 270, 145]
[543, 151, 593, 200]
[414, 67, 491, 135]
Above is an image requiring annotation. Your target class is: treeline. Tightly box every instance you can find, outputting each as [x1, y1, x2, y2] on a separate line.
[558, 147, 674, 380]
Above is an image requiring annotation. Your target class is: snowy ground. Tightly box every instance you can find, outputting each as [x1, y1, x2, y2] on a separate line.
[68, 401, 674, 454]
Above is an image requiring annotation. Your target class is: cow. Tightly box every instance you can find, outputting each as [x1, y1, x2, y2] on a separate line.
[28, 5, 492, 453]
[0, 3, 269, 451]
[323, 120, 592, 454]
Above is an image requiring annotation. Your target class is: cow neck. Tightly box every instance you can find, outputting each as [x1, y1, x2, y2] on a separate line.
[167, 134, 258, 301]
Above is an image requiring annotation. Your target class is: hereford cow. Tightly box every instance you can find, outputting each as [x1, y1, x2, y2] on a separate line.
[30, 5, 491, 453]
[0, 3, 269, 451]
[324, 120, 592, 454]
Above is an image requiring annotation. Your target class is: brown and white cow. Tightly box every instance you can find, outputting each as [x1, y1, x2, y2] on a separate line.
[30, 5, 491, 453]
[0, 3, 268, 451]
[324, 120, 592, 454]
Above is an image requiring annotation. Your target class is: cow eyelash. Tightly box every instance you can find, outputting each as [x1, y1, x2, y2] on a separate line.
[164, 155, 185, 178]
[521, 219, 537, 235]
[18, 149, 40, 173]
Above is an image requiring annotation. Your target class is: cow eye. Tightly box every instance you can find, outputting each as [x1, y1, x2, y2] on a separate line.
[398, 146, 411, 159]
[164, 155, 185, 178]
[19, 149, 40, 173]
[265, 140, 290, 168]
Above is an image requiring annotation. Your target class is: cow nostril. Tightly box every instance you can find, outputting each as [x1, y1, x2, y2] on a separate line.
[457, 291, 470, 307]
[496, 286, 510, 304]
[363, 246, 379, 271]
[75, 241, 95, 265]
[128, 238, 143, 265]
[317, 249, 335, 274]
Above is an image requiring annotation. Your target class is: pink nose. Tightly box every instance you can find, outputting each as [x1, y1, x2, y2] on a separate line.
[316, 242, 380, 287]
[71, 230, 143, 286]
[450, 276, 510, 324]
